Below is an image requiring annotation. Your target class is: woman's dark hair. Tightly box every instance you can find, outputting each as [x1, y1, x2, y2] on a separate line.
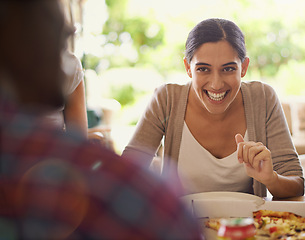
[185, 18, 246, 63]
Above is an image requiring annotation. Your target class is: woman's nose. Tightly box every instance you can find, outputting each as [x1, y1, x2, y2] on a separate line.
[210, 72, 224, 90]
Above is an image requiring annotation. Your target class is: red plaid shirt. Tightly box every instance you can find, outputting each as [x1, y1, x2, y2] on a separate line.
[0, 98, 202, 239]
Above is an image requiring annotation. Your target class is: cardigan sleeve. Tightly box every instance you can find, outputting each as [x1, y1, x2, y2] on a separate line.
[263, 83, 303, 178]
[122, 84, 168, 167]
[243, 81, 304, 197]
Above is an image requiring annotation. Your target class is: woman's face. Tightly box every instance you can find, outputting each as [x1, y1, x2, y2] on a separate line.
[184, 40, 249, 115]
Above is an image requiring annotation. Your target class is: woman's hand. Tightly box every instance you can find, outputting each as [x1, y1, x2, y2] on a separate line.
[88, 128, 114, 150]
[235, 133, 276, 186]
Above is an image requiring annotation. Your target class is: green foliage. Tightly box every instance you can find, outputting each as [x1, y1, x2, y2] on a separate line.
[125, 17, 164, 48]
[239, 19, 304, 80]
[102, 0, 164, 68]
[276, 60, 305, 96]
[109, 84, 137, 107]
[82, 54, 101, 71]
[105, 0, 128, 19]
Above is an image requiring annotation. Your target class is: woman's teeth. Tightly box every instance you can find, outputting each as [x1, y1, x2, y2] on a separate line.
[206, 91, 227, 101]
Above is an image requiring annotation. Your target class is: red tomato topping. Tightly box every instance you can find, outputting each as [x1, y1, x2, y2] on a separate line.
[269, 226, 277, 233]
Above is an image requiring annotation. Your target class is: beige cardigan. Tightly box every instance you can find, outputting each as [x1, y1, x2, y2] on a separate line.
[122, 81, 303, 197]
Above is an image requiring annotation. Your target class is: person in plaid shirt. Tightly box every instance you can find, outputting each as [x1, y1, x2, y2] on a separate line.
[0, 0, 202, 239]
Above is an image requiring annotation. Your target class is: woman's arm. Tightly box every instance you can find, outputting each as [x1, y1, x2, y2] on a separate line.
[64, 80, 88, 137]
[236, 83, 304, 198]
[122, 85, 168, 167]
[264, 171, 304, 198]
[235, 134, 304, 198]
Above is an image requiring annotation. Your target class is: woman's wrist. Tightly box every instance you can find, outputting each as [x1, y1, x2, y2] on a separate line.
[264, 171, 278, 188]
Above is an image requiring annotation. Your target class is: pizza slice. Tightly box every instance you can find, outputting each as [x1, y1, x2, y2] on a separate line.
[253, 210, 305, 239]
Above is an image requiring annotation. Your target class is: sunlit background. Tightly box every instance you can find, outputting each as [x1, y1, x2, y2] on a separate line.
[67, 0, 305, 154]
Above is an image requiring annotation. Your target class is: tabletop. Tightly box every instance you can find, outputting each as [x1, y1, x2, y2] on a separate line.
[264, 195, 305, 202]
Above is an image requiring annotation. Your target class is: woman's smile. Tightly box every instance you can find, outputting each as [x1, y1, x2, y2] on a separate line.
[204, 90, 229, 102]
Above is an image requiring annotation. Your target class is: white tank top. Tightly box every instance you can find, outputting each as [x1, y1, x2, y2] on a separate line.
[178, 122, 253, 195]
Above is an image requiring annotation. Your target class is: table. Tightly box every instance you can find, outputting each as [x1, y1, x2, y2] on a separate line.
[264, 195, 305, 202]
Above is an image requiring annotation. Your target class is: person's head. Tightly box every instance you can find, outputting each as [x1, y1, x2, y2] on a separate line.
[0, 0, 74, 111]
[185, 18, 247, 64]
[183, 18, 249, 115]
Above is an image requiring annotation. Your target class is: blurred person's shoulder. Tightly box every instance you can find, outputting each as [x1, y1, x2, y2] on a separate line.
[62, 51, 84, 95]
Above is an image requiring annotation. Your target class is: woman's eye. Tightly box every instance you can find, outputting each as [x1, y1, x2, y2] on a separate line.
[223, 67, 236, 72]
[197, 67, 209, 72]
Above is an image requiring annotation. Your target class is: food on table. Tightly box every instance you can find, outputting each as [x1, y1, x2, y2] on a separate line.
[205, 210, 305, 239]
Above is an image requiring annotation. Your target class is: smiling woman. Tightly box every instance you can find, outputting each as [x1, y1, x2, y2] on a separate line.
[184, 40, 249, 116]
[122, 18, 304, 199]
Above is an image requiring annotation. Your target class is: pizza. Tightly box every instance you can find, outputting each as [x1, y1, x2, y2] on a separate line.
[205, 210, 305, 239]
[254, 210, 305, 239]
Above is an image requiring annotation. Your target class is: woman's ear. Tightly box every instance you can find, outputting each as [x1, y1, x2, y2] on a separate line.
[183, 57, 192, 78]
[241, 57, 250, 78]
